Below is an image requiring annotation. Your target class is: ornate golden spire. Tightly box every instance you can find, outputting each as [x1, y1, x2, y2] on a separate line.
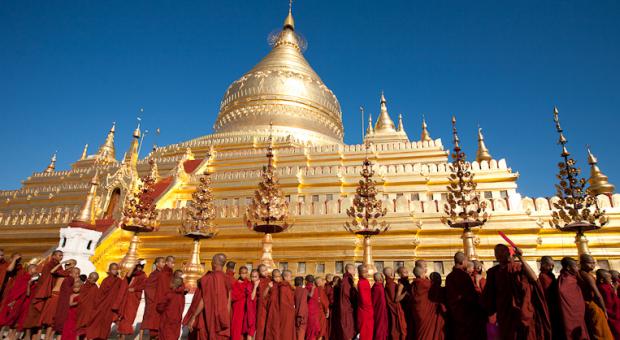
[366, 113, 374, 136]
[124, 121, 141, 169]
[44, 152, 57, 173]
[120, 171, 160, 233]
[70, 171, 99, 227]
[80, 144, 88, 160]
[179, 165, 218, 239]
[284, 0, 295, 30]
[374, 92, 397, 132]
[420, 116, 432, 142]
[397, 113, 404, 132]
[475, 127, 493, 163]
[96, 122, 116, 163]
[587, 147, 615, 195]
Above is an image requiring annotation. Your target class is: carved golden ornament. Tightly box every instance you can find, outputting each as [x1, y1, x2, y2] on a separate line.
[120, 172, 159, 233]
[178, 167, 218, 240]
[441, 116, 489, 230]
[549, 107, 608, 232]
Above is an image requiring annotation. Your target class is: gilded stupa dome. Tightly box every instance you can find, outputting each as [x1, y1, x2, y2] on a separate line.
[213, 9, 344, 145]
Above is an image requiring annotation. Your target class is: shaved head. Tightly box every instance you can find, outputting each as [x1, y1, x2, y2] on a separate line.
[413, 265, 425, 278]
[212, 253, 227, 267]
[383, 266, 394, 278]
[226, 261, 236, 271]
[454, 252, 467, 266]
[373, 272, 384, 282]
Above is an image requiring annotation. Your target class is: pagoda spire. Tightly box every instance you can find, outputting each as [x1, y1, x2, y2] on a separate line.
[374, 92, 397, 132]
[80, 144, 88, 160]
[587, 147, 615, 195]
[124, 121, 141, 170]
[44, 152, 57, 173]
[420, 116, 432, 142]
[70, 171, 99, 227]
[366, 113, 374, 136]
[96, 122, 116, 163]
[475, 126, 493, 163]
[397, 114, 404, 132]
[284, 0, 295, 30]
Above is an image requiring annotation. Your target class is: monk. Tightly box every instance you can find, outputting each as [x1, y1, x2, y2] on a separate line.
[187, 253, 232, 339]
[86, 263, 123, 340]
[397, 266, 414, 340]
[330, 276, 342, 340]
[482, 244, 551, 339]
[117, 262, 147, 339]
[610, 270, 620, 293]
[356, 265, 374, 340]
[538, 256, 563, 339]
[324, 274, 335, 338]
[557, 257, 589, 340]
[61, 280, 82, 340]
[294, 276, 308, 340]
[596, 269, 620, 338]
[579, 254, 613, 339]
[412, 267, 446, 340]
[140, 256, 166, 338]
[306, 275, 321, 340]
[53, 266, 81, 336]
[39, 257, 77, 339]
[0, 263, 36, 339]
[230, 265, 249, 340]
[445, 251, 486, 340]
[226, 261, 236, 281]
[372, 272, 388, 340]
[265, 269, 282, 339]
[339, 263, 357, 340]
[253, 264, 271, 340]
[317, 277, 330, 339]
[244, 269, 260, 339]
[0, 251, 21, 298]
[279, 270, 296, 340]
[183, 280, 206, 340]
[75, 272, 99, 337]
[157, 276, 186, 340]
[17, 267, 40, 338]
[383, 267, 407, 340]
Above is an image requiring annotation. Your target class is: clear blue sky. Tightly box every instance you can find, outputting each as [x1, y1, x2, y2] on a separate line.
[1, 1, 618, 197]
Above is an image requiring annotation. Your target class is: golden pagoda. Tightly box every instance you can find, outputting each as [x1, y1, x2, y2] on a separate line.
[0, 6, 619, 279]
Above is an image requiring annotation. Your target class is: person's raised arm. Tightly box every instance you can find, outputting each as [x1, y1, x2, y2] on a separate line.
[514, 247, 538, 282]
[7, 254, 21, 272]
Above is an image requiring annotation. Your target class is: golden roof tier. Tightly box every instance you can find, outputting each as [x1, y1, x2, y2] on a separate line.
[213, 8, 344, 145]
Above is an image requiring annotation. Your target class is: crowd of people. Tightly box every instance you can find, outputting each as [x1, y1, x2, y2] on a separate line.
[0, 244, 618, 339]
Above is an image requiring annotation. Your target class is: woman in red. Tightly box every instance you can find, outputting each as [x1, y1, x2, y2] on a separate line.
[61, 280, 82, 340]
[244, 269, 259, 339]
[305, 275, 321, 340]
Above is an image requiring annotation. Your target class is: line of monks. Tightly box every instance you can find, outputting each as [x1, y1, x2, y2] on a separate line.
[0, 244, 618, 339]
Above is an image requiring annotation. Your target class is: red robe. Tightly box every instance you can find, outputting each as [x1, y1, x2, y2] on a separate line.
[385, 277, 407, 340]
[339, 272, 357, 340]
[22, 258, 59, 329]
[0, 260, 9, 298]
[357, 278, 374, 340]
[319, 286, 330, 339]
[483, 262, 551, 340]
[558, 269, 589, 340]
[372, 282, 388, 340]
[16, 279, 38, 331]
[39, 268, 70, 327]
[579, 271, 613, 340]
[231, 278, 248, 340]
[254, 277, 270, 340]
[117, 271, 147, 335]
[265, 281, 280, 339]
[62, 294, 79, 340]
[53, 275, 75, 333]
[294, 286, 308, 340]
[183, 285, 207, 340]
[243, 281, 257, 337]
[445, 266, 486, 340]
[399, 276, 414, 340]
[75, 281, 98, 335]
[141, 266, 173, 332]
[306, 283, 321, 339]
[157, 286, 186, 340]
[598, 282, 620, 339]
[197, 270, 232, 339]
[324, 283, 334, 338]
[539, 271, 563, 339]
[279, 281, 296, 340]
[412, 278, 446, 340]
[0, 269, 31, 327]
[85, 274, 123, 340]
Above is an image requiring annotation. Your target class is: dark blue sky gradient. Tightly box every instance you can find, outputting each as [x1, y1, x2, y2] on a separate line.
[1, 1, 618, 197]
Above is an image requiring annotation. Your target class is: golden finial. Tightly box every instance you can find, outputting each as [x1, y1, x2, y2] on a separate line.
[420, 115, 432, 142]
[70, 171, 99, 227]
[366, 112, 374, 136]
[587, 147, 615, 195]
[374, 91, 396, 132]
[475, 126, 492, 163]
[283, 0, 295, 30]
[96, 122, 116, 162]
[124, 118, 141, 169]
[80, 144, 88, 160]
[397, 113, 404, 132]
[44, 152, 57, 173]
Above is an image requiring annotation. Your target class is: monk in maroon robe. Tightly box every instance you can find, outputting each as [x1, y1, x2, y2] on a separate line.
[339, 263, 357, 340]
[383, 267, 407, 340]
[445, 251, 486, 340]
[230, 266, 248, 340]
[140, 256, 166, 337]
[117, 263, 147, 338]
[294, 276, 308, 340]
[538, 256, 563, 339]
[244, 269, 260, 338]
[557, 257, 589, 340]
[75, 272, 99, 337]
[280, 270, 296, 340]
[39, 258, 76, 339]
[596, 269, 620, 339]
[265, 269, 282, 339]
[330, 276, 342, 340]
[53, 266, 80, 335]
[317, 277, 331, 339]
[0, 252, 21, 300]
[397, 266, 414, 340]
[356, 265, 374, 340]
[306, 275, 321, 340]
[157, 277, 186, 340]
[579, 254, 613, 339]
[412, 267, 446, 340]
[372, 273, 388, 340]
[0, 264, 35, 339]
[183, 283, 206, 340]
[86, 263, 123, 340]
[187, 253, 232, 339]
[482, 245, 551, 340]
[254, 264, 271, 340]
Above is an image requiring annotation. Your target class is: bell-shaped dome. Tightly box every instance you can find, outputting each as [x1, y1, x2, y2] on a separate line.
[213, 10, 344, 145]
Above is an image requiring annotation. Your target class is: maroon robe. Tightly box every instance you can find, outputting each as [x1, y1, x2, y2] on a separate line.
[539, 271, 563, 339]
[254, 277, 270, 340]
[279, 281, 296, 340]
[0, 269, 31, 327]
[372, 281, 388, 340]
[412, 278, 446, 340]
[141, 267, 164, 331]
[22, 258, 59, 329]
[385, 277, 407, 340]
[117, 271, 147, 335]
[294, 286, 308, 340]
[319, 286, 330, 339]
[231, 278, 248, 340]
[306, 282, 321, 339]
[197, 270, 232, 339]
[157, 286, 186, 340]
[339, 272, 357, 340]
[357, 278, 374, 340]
[558, 269, 589, 340]
[243, 281, 257, 337]
[75, 281, 98, 335]
[183, 285, 207, 340]
[399, 276, 415, 340]
[85, 274, 123, 339]
[265, 281, 280, 339]
[598, 282, 620, 339]
[445, 266, 486, 340]
[53, 275, 75, 333]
